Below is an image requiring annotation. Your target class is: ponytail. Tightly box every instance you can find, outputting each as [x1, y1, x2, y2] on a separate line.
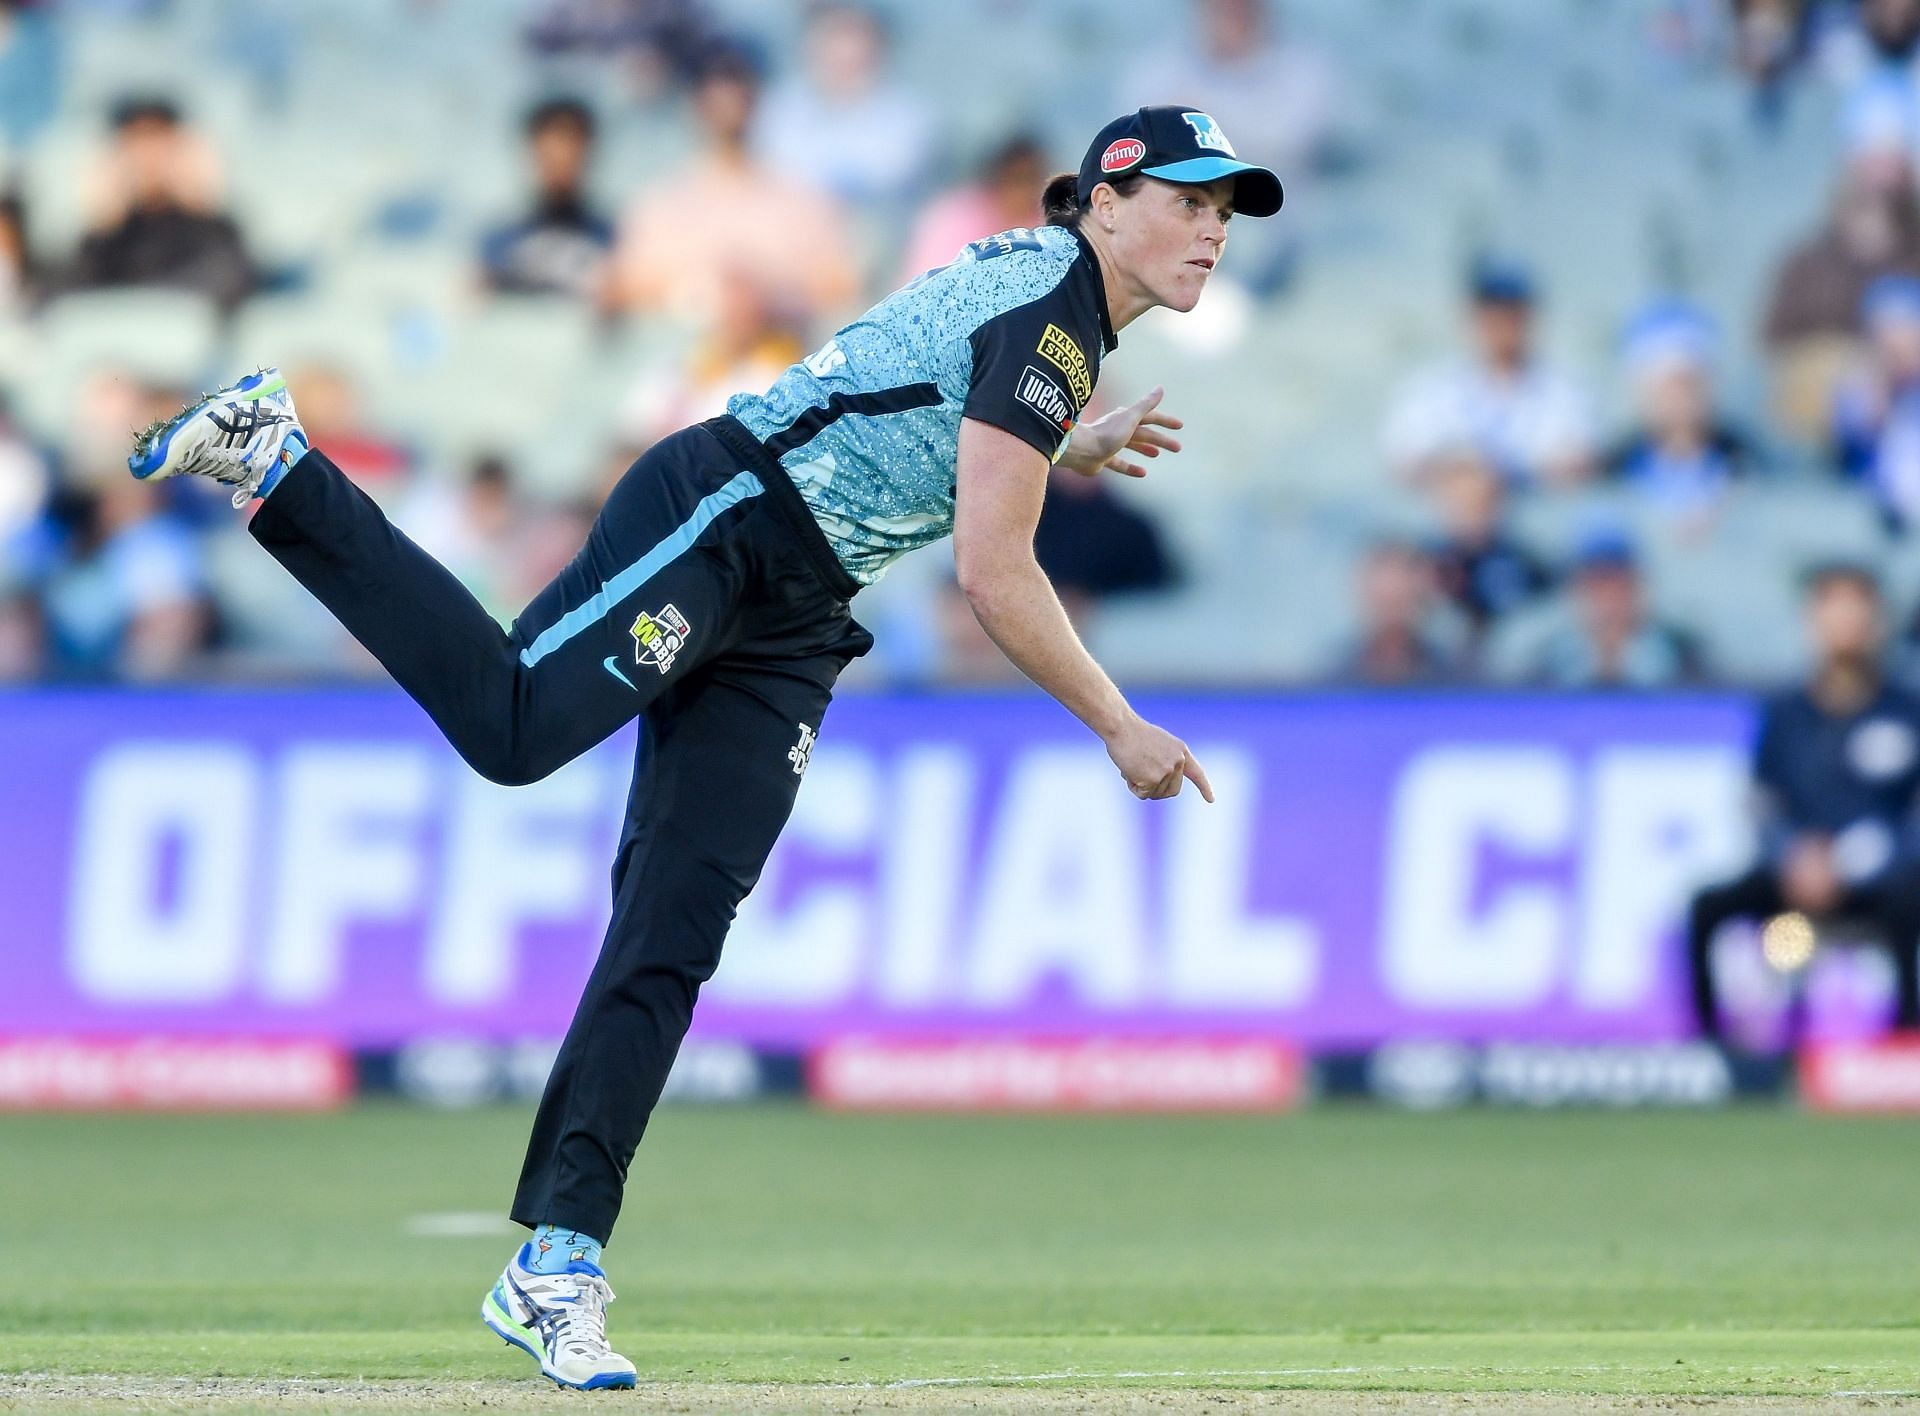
[1041, 169, 1145, 230]
[1041, 172, 1080, 228]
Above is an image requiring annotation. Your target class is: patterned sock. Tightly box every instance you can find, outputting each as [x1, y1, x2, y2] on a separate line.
[525, 1222, 604, 1274]
[257, 429, 309, 500]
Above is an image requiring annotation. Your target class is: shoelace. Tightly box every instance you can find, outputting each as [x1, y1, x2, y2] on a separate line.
[548, 1274, 617, 1361]
[175, 413, 269, 508]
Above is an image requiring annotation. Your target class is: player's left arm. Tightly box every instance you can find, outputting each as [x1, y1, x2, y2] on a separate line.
[1056, 385, 1185, 479]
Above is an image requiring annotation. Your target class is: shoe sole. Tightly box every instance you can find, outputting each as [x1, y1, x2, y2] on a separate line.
[480, 1289, 637, 1391]
[130, 371, 287, 482]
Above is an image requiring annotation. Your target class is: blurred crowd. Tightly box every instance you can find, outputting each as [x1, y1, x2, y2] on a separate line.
[7, 0, 1920, 689]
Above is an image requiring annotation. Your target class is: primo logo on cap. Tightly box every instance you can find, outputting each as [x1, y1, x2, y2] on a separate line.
[1182, 111, 1236, 156]
[1101, 137, 1146, 173]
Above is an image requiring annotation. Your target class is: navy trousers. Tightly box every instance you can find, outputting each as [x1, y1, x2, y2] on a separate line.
[251, 416, 871, 1241]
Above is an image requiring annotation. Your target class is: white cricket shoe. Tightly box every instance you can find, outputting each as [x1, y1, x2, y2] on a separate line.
[481, 1243, 639, 1390]
[127, 367, 307, 508]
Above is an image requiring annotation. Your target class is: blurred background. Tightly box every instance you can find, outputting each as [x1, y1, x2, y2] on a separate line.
[7, 0, 1920, 1114]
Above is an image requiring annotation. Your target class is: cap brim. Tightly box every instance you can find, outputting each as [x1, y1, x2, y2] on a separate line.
[1139, 156, 1284, 217]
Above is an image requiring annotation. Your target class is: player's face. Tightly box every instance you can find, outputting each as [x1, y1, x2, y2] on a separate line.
[1109, 177, 1234, 314]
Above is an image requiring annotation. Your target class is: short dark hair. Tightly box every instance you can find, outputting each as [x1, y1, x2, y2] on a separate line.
[1042, 170, 1145, 230]
[693, 36, 765, 87]
[110, 95, 182, 131]
[1803, 560, 1882, 600]
[525, 97, 596, 142]
[982, 132, 1047, 183]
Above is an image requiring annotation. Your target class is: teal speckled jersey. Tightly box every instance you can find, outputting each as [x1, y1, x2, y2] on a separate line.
[726, 223, 1116, 587]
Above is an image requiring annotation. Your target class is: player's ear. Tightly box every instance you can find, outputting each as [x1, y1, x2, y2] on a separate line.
[1090, 182, 1117, 233]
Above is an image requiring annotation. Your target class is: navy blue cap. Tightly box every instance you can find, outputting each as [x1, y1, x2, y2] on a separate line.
[1574, 526, 1638, 574]
[1468, 255, 1536, 305]
[1077, 106, 1283, 217]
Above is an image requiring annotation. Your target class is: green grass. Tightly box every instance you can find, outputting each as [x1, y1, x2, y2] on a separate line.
[2, 1104, 1918, 1404]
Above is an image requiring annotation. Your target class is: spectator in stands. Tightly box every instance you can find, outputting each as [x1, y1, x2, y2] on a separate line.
[754, 2, 934, 210]
[500, 494, 599, 618]
[0, 191, 37, 315]
[932, 574, 1023, 686]
[1833, 275, 1920, 529]
[524, 0, 720, 98]
[1112, 0, 1332, 295]
[1763, 123, 1920, 438]
[0, 0, 61, 151]
[1726, 0, 1812, 121]
[0, 581, 40, 679]
[31, 384, 211, 680]
[62, 97, 256, 312]
[1327, 540, 1461, 686]
[1031, 467, 1179, 629]
[607, 40, 858, 334]
[616, 267, 806, 445]
[1424, 444, 1553, 649]
[898, 133, 1047, 283]
[480, 97, 615, 301]
[1687, 563, 1920, 1041]
[1818, 0, 1920, 102]
[1518, 530, 1700, 688]
[396, 454, 524, 626]
[1116, 0, 1341, 179]
[0, 391, 49, 552]
[285, 362, 414, 491]
[1605, 300, 1759, 527]
[1383, 258, 1596, 488]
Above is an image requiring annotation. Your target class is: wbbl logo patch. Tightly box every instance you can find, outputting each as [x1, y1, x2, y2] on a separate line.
[1015, 365, 1074, 432]
[630, 603, 691, 674]
[1037, 323, 1091, 404]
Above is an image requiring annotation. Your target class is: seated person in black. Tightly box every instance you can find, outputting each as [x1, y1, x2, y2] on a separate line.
[1687, 563, 1920, 1039]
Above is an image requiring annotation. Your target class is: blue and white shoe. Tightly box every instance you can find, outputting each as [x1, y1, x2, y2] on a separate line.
[481, 1243, 638, 1390]
[128, 367, 307, 508]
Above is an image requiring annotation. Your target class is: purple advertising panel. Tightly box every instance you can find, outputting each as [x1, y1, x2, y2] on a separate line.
[0, 689, 1901, 1046]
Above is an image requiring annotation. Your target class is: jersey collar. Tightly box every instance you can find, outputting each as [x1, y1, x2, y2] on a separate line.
[1070, 225, 1120, 353]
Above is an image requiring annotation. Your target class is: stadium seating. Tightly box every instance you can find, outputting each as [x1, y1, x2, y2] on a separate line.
[0, 0, 1888, 682]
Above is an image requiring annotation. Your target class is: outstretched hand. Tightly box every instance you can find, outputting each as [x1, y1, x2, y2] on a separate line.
[1061, 386, 1184, 479]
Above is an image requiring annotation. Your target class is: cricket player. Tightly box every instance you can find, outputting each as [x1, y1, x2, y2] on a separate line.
[128, 106, 1282, 1389]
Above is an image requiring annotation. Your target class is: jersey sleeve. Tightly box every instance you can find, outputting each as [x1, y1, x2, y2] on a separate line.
[963, 284, 1100, 461]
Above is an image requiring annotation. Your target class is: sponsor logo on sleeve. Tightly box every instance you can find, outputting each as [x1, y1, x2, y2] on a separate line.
[1100, 137, 1147, 174]
[1037, 323, 1092, 403]
[630, 603, 691, 674]
[965, 228, 1044, 262]
[1181, 111, 1236, 155]
[1015, 365, 1075, 432]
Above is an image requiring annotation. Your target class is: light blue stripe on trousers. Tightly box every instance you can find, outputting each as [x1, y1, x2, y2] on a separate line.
[517, 470, 764, 668]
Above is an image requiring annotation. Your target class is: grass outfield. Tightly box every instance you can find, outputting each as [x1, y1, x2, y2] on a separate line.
[1, 1104, 1917, 1412]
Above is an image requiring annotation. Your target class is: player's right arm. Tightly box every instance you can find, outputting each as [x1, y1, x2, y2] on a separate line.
[953, 416, 1212, 802]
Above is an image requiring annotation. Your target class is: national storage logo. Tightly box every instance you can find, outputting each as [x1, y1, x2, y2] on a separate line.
[1037, 323, 1091, 403]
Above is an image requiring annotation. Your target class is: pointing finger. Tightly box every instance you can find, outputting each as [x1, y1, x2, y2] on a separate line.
[1183, 753, 1215, 804]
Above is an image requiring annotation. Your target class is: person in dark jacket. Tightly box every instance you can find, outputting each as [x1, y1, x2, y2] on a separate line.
[479, 97, 615, 300]
[1686, 562, 1920, 1040]
[62, 97, 255, 312]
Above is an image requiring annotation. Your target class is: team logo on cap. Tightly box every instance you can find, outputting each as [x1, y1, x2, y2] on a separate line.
[1181, 111, 1236, 156]
[1100, 137, 1146, 173]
